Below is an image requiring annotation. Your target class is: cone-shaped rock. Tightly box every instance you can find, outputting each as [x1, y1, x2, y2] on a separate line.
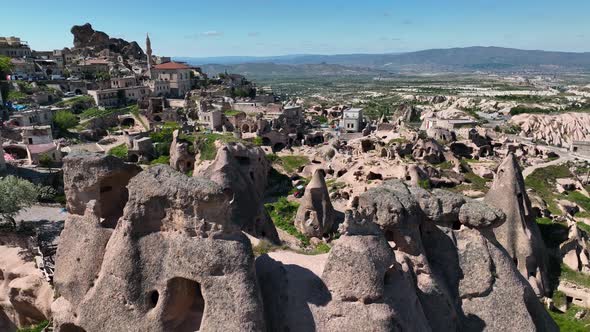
[484, 153, 549, 297]
[195, 143, 280, 243]
[294, 169, 335, 238]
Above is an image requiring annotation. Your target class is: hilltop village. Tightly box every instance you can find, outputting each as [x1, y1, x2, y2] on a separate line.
[1, 24, 590, 331]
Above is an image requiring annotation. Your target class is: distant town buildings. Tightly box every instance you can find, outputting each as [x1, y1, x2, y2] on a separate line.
[0, 36, 32, 58]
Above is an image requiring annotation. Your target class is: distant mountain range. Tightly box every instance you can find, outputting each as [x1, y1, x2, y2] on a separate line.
[176, 46, 590, 77]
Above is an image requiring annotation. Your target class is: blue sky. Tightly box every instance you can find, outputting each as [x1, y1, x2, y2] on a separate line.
[2, 0, 589, 57]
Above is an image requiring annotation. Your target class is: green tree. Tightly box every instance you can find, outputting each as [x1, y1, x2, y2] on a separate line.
[53, 110, 79, 132]
[0, 176, 38, 228]
[0, 55, 13, 103]
[38, 154, 53, 168]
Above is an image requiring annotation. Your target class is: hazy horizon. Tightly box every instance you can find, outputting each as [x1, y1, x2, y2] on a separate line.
[3, 0, 590, 57]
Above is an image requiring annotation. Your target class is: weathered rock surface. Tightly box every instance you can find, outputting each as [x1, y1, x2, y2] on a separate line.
[511, 112, 590, 148]
[560, 220, 590, 274]
[71, 23, 145, 59]
[53, 165, 266, 332]
[0, 244, 53, 331]
[256, 180, 557, 331]
[169, 129, 195, 174]
[413, 138, 445, 164]
[194, 142, 280, 243]
[485, 153, 550, 297]
[294, 169, 335, 238]
[63, 152, 141, 227]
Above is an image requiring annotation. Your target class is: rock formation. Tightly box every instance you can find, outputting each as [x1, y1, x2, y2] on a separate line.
[53, 165, 266, 332]
[485, 153, 550, 297]
[63, 153, 141, 228]
[194, 143, 280, 243]
[413, 138, 445, 164]
[560, 220, 590, 275]
[511, 112, 590, 148]
[71, 23, 145, 59]
[169, 130, 195, 174]
[0, 243, 53, 331]
[256, 180, 558, 331]
[294, 169, 335, 238]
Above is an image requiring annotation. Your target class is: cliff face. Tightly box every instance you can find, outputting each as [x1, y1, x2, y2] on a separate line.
[511, 112, 590, 148]
[70, 23, 145, 59]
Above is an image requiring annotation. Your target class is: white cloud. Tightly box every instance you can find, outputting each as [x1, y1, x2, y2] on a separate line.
[201, 31, 223, 37]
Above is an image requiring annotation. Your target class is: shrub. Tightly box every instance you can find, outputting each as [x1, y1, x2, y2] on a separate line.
[38, 154, 53, 168]
[0, 176, 38, 227]
[108, 144, 128, 159]
[17, 320, 49, 332]
[277, 155, 310, 174]
[150, 155, 170, 165]
[53, 110, 79, 132]
[253, 136, 263, 146]
[265, 197, 309, 246]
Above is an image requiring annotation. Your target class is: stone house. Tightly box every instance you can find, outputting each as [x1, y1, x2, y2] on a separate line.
[21, 125, 53, 145]
[342, 108, 364, 132]
[9, 108, 53, 127]
[571, 141, 590, 157]
[152, 62, 192, 98]
[0, 36, 31, 58]
[88, 86, 150, 107]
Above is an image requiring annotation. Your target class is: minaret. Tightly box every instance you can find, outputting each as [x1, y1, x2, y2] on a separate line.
[146, 33, 153, 78]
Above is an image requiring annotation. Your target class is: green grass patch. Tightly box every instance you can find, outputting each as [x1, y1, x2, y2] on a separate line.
[7, 90, 28, 102]
[567, 191, 590, 212]
[577, 222, 590, 234]
[267, 155, 310, 174]
[437, 161, 454, 170]
[310, 242, 331, 255]
[561, 264, 590, 289]
[223, 109, 243, 117]
[549, 306, 590, 332]
[525, 164, 572, 215]
[107, 144, 128, 159]
[150, 155, 170, 165]
[265, 197, 309, 246]
[195, 132, 245, 161]
[325, 179, 346, 192]
[464, 172, 489, 192]
[17, 321, 49, 332]
[80, 105, 134, 120]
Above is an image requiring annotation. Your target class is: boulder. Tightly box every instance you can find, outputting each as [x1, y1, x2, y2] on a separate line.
[294, 169, 335, 238]
[0, 245, 53, 331]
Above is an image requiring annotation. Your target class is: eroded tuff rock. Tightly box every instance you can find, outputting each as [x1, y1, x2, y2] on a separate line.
[560, 220, 590, 275]
[169, 129, 195, 174]
[413, 138, 445, 164]
[485, 153, 550, 297]
[294, 169, 335, 238]
[256, 180, 557, 331]
[63, 152, 141, 227]
[71, 23, 145, 59]
[511, 112, 590, 148]
[53, 166, 266, 332]
[194, 142, 280, 243]
[0, 244, 53, 331]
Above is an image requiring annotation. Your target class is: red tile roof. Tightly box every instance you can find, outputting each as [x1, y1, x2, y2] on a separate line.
[154, 62, 191, 70]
